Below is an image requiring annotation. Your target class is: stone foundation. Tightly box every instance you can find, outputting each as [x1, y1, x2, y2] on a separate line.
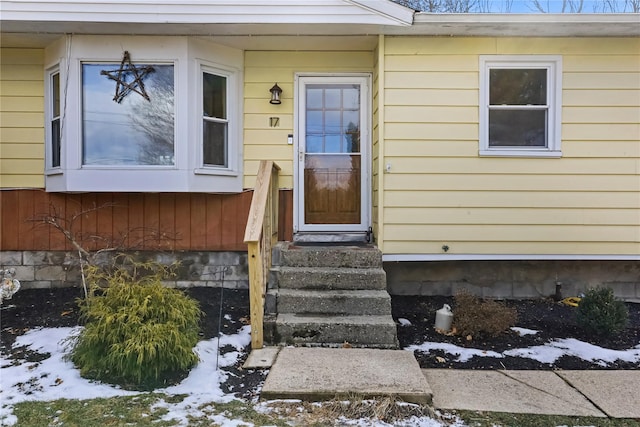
[3, 251, 639, 301]
[385, 260, 640, 301]
[0, 251, 249, 290]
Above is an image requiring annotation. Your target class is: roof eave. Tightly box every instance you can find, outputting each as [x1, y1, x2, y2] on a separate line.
[387, 13, 640, 36]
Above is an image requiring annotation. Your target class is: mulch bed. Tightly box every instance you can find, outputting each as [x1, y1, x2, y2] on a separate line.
[393, 295, 640, 370]
[2, 288, 639, 396]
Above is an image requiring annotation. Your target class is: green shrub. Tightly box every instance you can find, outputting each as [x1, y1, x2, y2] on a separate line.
[453, 290, 517, 337]
[71, 256, 202, 389]
[576, 287, 628, 336]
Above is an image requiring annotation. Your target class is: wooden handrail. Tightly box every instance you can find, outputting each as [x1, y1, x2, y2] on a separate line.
[244, 160, 280, 349]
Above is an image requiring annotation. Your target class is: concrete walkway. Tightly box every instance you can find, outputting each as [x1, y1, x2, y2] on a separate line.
[257, 347, 640, 419]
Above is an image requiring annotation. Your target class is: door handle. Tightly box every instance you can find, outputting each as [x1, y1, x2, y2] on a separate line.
[299, 150, 304, 162]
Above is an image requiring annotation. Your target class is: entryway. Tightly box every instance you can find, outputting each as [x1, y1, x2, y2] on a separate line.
[294, 75, 371, 242]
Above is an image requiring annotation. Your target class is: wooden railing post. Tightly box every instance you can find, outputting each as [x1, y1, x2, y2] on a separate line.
[244, 160, 280, 349]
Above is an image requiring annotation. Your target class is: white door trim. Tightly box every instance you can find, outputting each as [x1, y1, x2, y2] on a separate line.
[293, 73, 372, 235]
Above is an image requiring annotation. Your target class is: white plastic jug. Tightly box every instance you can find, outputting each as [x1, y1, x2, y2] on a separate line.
[435, 304, 453, 332]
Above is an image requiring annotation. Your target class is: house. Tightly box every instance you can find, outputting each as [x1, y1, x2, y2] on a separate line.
[1, 1, 639, 303]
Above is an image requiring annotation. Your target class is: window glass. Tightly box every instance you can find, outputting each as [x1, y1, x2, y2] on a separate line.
[82, 63, 175, 166]
[51, 72, 61, 168]
[487, 67, 549, 148]
[489, 110, 547, 146]
[490, 69, 546, 105]
[202, 71, 228, 167]
[305, 84, 361, 154]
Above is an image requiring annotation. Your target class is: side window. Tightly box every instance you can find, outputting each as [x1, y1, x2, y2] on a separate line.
[49, 69, 61, 168]
[202, 71, 228, 168]
[480, 56, 562, 157]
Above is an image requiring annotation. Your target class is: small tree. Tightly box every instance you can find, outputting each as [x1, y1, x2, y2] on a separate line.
[70, 255, 202, 389]
[576, 287, 628, 336]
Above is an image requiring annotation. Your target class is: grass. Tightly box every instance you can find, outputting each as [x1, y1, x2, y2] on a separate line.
[11, 394, 288, 427]
[12, 396, 640, 426]
[455, 409, 640, 427]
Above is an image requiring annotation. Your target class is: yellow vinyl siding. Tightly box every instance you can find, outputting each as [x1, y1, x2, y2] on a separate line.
[243, 49, 374, 188]
[381, 37, 640, 256]
[0, 48, 45, 188]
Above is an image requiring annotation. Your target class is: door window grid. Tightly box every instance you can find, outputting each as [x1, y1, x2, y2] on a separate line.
[305, 84, 360, 154]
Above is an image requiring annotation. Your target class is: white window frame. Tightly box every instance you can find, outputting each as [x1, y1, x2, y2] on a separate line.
[194, 62, 239, 176]
[44, 36, 243, 192]
[45, 65, 62, 173]
[479, 55, 562, 158]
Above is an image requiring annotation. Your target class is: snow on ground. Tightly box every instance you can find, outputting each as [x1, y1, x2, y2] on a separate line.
[5, 323, 636, 426]
[504, 338, 640, 366]
[406, 329, 640, 367]
[510, 326, 538, 336]
[1, 326, 455, 427]
[398, 318, 412, 326]
[0, 325, 252, 426]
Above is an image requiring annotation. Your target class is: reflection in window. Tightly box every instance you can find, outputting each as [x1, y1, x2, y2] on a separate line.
[488, 68, 548, 147]
[50, 71, 61, 168]
[306, 84, 360, 154]
[82, 63, 175, 165]
[202, 72, 228, 167]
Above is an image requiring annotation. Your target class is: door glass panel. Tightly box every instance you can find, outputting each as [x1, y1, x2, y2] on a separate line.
[305, 84, 360, 154]
[307, 88, 323, 109]
[324, 88, 341, 109]
[303, 83, 362, 226]
[343, 88, 359, 109]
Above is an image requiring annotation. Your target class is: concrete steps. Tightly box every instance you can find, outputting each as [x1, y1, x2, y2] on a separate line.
[266, 242, 398, 348]
[276, 266, 387, 290]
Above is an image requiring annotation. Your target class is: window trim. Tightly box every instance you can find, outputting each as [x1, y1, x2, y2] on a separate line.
[195, 62, 238, 176]
[479, 55, 562, 158]
[43, 35, 243, 192]
[45, 65, 62, 173]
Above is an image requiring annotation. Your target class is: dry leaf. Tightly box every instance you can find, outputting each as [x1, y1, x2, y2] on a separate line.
[61, 310, 73, 317]
[435, 356, 446, 363]
[466, 334, 473, 341]
[342, 341, 352, 348]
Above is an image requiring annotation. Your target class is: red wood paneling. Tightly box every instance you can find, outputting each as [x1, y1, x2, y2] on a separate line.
[190, 193, 207, 250]
[205, 194, 222, 249]
[32, 190, 50, 249]
[143, 193, 159, 250]
[127, 193, 145, 249]
[0, 189, 294, 252]
[48, 194, 68, 251]
[96, 193, 113, 250]
[174, 193, 191, 250]
[80, 193, 97, 251]
[0, 191, 19, 250]
[279, 189, 293, 242]
[111, 193, 130, 248]
[17, 189, 35, 249]
[158, 194, 176, 251]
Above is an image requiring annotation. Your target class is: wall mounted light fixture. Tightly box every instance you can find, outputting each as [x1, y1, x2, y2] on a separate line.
[269, 83, 282, 104]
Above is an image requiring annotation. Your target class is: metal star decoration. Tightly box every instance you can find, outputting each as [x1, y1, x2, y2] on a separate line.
[100, 51, 155, 103]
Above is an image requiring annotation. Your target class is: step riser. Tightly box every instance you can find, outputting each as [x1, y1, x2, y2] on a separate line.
[278, 292, 391, 316]
[269, 321, 398, 348]
[276, 267, 387, 290]
[268, 242, 398, 348]
[275, 245, 382, 269]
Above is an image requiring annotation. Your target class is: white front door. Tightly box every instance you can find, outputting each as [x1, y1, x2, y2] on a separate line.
[294, 75, 371, 236]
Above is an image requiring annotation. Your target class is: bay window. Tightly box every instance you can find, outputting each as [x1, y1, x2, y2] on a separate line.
[44, 36, 243, 192]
